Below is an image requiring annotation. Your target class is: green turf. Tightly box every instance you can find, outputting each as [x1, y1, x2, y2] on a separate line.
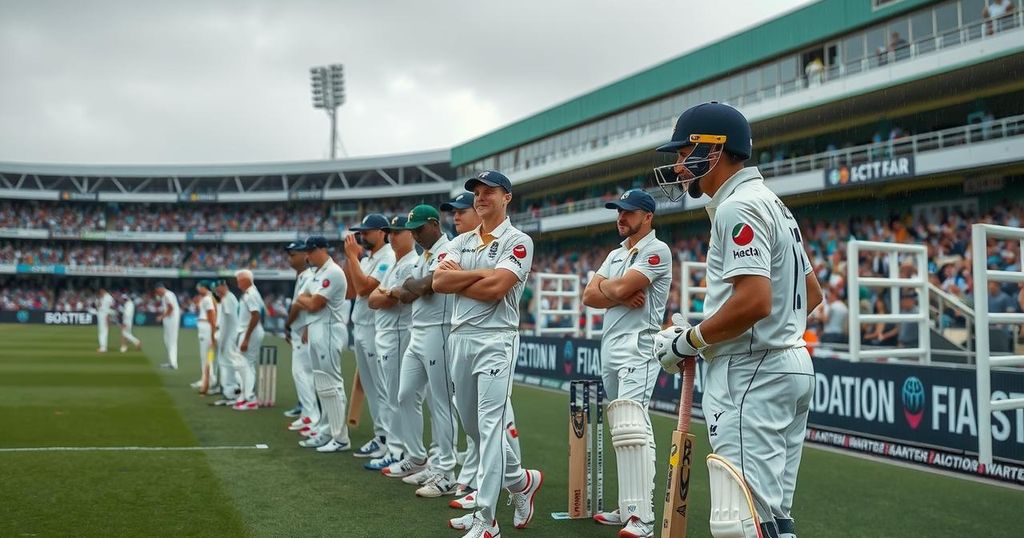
[0, 324, 1020, 537]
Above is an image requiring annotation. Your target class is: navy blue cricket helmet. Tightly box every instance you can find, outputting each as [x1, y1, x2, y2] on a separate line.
[653, 102, 752, 200]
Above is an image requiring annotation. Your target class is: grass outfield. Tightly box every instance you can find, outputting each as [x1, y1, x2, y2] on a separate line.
[1, 324, 1021, 537]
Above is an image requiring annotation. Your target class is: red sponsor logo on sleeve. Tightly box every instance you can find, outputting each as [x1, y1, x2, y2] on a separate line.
[513, 244, 527, 259]
[322, 279, 330, 288]
[732, 223, 755, 246]
[648, 254, 661, 265]
[437, 252, 446, 261]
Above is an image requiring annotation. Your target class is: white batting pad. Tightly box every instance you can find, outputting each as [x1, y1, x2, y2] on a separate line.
[607, 398, 654, 522]
[314, 370, 348, 441]
[707, 454, 761, 538]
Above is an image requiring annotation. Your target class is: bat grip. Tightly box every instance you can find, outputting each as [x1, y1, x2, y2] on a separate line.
[676, 357, 695, 431]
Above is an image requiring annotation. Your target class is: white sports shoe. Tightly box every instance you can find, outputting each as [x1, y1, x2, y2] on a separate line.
[449, 489, 477, 510]
[415, 473, 457, 498]
[594, 508, 623, 526]
[402, 468, 437, 486]
[190, 380, 202, 389]
[619, 515, 654, 538]
[288, 417, 311, 431]
[448, 512, 476, 531]
[507, 469, 543, 529]
[382, 457, 427, 478]
[461, 515, 499, 538]
[316, 438, 351, 453]
[299, 431, 330, 448]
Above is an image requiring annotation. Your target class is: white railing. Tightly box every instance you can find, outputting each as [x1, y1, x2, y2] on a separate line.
[847, 240, 930, 363]
[680, 261, 707, 323]
[534, 272, 581, 337]
[927, 282, 976, 363]
[971, 223, 1024, 468]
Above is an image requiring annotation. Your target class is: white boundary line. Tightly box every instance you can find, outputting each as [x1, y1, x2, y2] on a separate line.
[0, 444, 269, 453]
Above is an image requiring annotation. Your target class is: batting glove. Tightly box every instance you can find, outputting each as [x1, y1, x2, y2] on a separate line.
[654, 325, 687, 373]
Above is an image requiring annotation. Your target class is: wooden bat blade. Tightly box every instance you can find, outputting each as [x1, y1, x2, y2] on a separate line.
[567, 409, 589, 518]
[347, 370, 365, 427]
[661, 430, 696, 537]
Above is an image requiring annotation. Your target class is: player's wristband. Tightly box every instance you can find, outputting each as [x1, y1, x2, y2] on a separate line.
[685, 325, 708, 350]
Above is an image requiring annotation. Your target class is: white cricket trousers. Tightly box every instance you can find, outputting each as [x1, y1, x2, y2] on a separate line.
[121, 323, 140, 347]
[162, 316, 180, 368]
[291, 327, 320, 424]
[353, 323, 387, 441]
[217, 332, 239, 397]
[376, 327, 414, 459]
[231, 327, 264, 402]
[198, 323, 217, 386]
[308, 321, 348, 442]
[97, 315, 109, 351]
[398, 325, 457, 473]
[449, 329, 527, 522]
[702, 347, 814, 524]
[601, 336, 661, 524]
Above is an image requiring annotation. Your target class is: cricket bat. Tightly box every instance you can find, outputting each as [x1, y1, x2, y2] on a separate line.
[661, 357, 696, 537]
[566, 382, 590, 518]
[199, 348, 214, 394]
[347, 369, 365, 427]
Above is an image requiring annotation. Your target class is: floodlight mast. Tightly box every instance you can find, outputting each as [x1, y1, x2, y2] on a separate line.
[309, 64, 346, 159]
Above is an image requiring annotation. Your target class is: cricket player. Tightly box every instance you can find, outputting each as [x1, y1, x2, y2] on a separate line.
[232, 270, 265, 411]
[652, 102, 822, 538]
[367, 215, 421, 471]
[581, 189, 672, 538]
[284, 240, 320, 437]
[192, 281, 218, 392]
[95, 288, 114, 352]
[344, 214, 395, 458]
[155, 283, 180, 370]
[433, 171, 542, 537]
[387, 204, 460, 496]
[119, 293, 142, 353]
[293, 235, 352, 452]
[213, 279, 240, 405]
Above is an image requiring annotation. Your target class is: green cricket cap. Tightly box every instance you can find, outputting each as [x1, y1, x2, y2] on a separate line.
[404, 205, 440, 229]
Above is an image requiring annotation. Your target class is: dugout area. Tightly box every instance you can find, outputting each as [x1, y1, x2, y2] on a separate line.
[0, 324, 1020, 537]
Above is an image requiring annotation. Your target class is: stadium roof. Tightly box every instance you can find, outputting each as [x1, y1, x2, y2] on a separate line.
[451, 0, 936, 167]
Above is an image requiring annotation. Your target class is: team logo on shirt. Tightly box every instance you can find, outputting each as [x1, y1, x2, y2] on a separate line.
[437, 252, 446, 261]
[731, 223, 755, 246]
[322, 279, 330, 288]
[488, 241, 500, 259]
[513, 244, 527, 259]
[647, 254, 661, 265]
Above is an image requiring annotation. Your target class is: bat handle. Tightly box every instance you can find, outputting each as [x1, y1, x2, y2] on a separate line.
[677, 357, 696, 432]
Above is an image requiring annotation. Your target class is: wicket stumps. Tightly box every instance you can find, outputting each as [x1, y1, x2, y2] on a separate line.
[257, 345, 277, 407]
[551, 379, 604, 520]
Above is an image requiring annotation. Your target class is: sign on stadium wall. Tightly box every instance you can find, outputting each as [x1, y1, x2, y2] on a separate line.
[0, 310, 162, 326]
[824, 156, 915, 188]
[514, 335, 1024, 486]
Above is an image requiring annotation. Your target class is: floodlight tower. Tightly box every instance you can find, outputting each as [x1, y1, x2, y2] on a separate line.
[310, 64, 346, 159]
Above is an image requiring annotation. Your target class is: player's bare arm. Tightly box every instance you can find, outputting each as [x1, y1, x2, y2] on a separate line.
[240, 309, 260, 352]
[394, 276, 424, 304]
[458, 268, 518, 302]
[431, 263, 486, 293]
[583, 272, 647, 309]
[805, 271, 823, 315]
[699, 274, 772, 344]
[367, 286, 400, 309]
[343, 234, 379, 297]
[296, 293, 327, 313]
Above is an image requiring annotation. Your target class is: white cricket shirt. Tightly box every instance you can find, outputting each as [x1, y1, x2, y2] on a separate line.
[409, 234, 451, 329]
[236, 285, 264, 334]
[375, 249, 417, 331]
[292, 268, 314, 330]
[308, 258, 349, 326]
[595, 229, 673, 343]
[197, 294, 215, 326]
[218, 292, 238, 339]
[353, 244, 394, 327]
[702, 167, 812, 361]
[162, 290, 180, 318]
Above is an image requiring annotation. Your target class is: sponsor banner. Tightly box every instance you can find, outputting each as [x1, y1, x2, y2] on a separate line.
[0, 310, 162, 326]
[222, 231, 300, 243]
[186, 232, 224, 242]
[515, 335, 1024, 480]
[289, 190, 324, 201]
[16, 263, 65, 275]
[60, 191, 98, 201]
[177, 192, 218, 202]
[103, 231, 188, 242]
[0, 263, 16, 274]
[824, 156, 915, 188]
[0, 228, 48, 239]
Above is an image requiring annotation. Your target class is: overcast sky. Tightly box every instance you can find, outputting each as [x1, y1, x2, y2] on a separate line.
[0, 0, 808, 165]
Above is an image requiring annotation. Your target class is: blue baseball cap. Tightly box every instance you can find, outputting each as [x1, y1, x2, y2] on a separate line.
[383, 215, 409, 231]
[441, 192, 474, 211]
[351, 213, 389, 231]
[605, 189, 656, 213]
[465, 170, 512, 194]
[303, 235, 331, 250]
[285, 240, 309, 252]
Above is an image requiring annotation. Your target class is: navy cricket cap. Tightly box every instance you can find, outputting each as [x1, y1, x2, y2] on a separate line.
[383, 215, 409, 231]
[285, 239, 309, 252]
[606, 189, 656, 213]
[303, 235, 331, 250]
[441, 192, 474, 211]
[351, 213, 389, 231]
[465, 170, 512, 194]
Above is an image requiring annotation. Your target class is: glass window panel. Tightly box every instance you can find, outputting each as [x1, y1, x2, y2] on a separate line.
[779, 56, 798, 82]
[761, 62, 778, 88]
[935, 2, 960, 46]
[961, 0, 986, 25]
[843, 34, 865, 61]
[866, 25, 886, 66]
[911, 9, 935, 39]
[745, 69, 762, 93]
[615, 113, 627, 133]
[661, 97, 676, 119]
[728, 75, 744, 100]
[699, 83, 715, 102]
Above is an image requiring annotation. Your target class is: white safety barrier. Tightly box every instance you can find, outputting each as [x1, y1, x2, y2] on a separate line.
[680, 261, 707, 323]
[534, 272, 581, 337]
[971, 223, 1024, 467]
[846, 240, 930, 363]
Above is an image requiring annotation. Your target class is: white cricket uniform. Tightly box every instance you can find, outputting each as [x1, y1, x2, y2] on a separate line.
[700, 167, 815, 525]
[352, 244, 394, 442]
[445, 218, 533, 522]
[120, 300, 140, 347]
[217, 292, 240, 397]
[375, 248, 418, 459]
[291, 268, 319, 424]
[233, 285, 265, 402]
[97, 292, 114, 351]
[197, 293, 217, 385]
[595, 229, 672, 520]
[398, 235, 460, 472]
[161, 290, 181, 368]
[307, 257, 350, 441]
